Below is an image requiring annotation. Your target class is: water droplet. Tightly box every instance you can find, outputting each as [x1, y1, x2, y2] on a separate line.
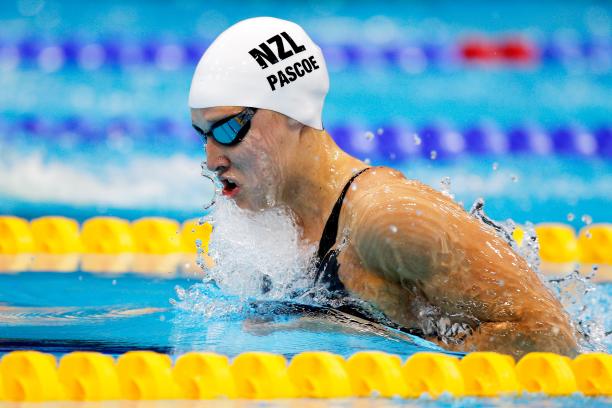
[510, 174, 519, 182]
[440, 176, 453, 198]
[567, 213, 575, 221]
[201, 170, 219, 210]
[389, 225, 398, 233]
[492, 162, 499, 171]
[430, 150, 437, 160]
[581, 214, 592, 225]
[364, 131, 374, 140]
[413, 134, 421, 145]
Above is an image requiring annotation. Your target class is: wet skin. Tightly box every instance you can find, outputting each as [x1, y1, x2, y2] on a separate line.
[191, 107, 578, 358]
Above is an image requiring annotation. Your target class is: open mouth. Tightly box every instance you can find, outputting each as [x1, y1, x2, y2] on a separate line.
[221, 178, 240, 197]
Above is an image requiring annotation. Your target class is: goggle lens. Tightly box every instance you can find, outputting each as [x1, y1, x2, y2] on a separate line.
[195, 108, 256, 146]
[213, 117, 248, 144]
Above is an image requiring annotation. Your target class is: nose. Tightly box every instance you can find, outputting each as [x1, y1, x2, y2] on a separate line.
[205, 139, 231, 173]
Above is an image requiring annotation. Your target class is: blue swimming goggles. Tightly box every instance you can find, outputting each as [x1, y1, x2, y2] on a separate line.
[192, 107, 257, 146]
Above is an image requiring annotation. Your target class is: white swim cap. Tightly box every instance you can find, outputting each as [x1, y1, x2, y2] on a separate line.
[189, 17, 329, 130]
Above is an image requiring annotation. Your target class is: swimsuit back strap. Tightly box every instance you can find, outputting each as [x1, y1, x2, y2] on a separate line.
[316, 167, 371, 261]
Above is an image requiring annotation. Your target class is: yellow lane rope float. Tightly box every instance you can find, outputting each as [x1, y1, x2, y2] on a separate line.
[0, 350, 610, 401]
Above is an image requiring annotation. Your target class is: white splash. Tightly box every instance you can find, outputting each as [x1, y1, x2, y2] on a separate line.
[470, 198, 607, 352]
[202, 197, 316, 300]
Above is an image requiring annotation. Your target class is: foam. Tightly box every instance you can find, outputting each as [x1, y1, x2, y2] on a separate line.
[202, 197, 316, 300]
[0, 151, 213, 209]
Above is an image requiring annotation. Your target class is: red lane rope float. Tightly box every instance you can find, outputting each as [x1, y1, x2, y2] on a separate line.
[460, 37, 537, 64]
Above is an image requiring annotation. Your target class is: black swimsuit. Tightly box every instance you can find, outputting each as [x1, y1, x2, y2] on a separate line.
[314, 168, 369, 293]
[313, 167, 425, 337]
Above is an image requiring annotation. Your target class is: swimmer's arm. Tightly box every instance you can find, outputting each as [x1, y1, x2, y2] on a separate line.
[347, 176, 577, 357]
[347, 177, 470, 286]
[441, 320, 577, 357]
[241, 316, 373, 336]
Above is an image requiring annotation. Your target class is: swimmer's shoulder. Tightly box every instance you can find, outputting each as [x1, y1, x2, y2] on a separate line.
[339, 166, 410, 223]
[341, 165, 464, 228]
[348, 166, 442, 201]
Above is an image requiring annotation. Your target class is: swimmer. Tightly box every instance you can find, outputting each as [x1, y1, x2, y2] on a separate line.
[188, 17, 577, 358]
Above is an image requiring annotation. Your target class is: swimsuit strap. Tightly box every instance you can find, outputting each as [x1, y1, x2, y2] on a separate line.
[316, 167, 371, 262]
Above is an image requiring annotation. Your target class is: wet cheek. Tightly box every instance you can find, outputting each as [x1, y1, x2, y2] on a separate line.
[229, 146, 256, 170]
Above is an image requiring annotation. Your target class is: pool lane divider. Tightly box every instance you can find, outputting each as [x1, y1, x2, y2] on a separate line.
[0, 350, 610, 401]
[0, 215, 213, 276]
[6, 116, 612, 158]
[1, 216, 610, 281]
[2, 34, 611, 71]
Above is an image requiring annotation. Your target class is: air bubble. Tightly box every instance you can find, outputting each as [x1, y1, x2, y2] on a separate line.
[430, 150, 437, 160]
[413, 134, 421, 145]
[581, 214, 592, 225]
[510, 174, 519, 182]
[567, 213, 575, 221]
[492, 162, 499, 171]
[364, 131, 374, 140]
[376, 128, 384, 135]
[389, 225, 398, 233]
[364, 158, 371, 164]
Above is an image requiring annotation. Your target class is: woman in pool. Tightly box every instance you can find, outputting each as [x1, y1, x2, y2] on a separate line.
[188, 17, 577, 358]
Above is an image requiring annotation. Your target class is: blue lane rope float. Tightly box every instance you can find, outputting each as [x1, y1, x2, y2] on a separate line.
[4, 116, 610, 158]
[1, 35, 611, 71]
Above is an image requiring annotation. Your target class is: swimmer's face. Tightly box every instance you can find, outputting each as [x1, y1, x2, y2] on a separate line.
[191, 106, 296, 210]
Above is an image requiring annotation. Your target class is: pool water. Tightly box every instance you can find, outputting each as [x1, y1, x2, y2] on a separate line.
[1, 0, 611, 404]
[0, 271, 446, 357]
[0, 270, 610, 358]
[1, 155, 610, 227]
